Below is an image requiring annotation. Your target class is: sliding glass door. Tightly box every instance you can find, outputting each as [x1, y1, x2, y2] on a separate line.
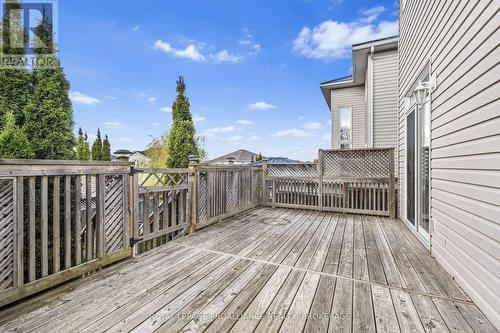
[406, 94, 430, 241]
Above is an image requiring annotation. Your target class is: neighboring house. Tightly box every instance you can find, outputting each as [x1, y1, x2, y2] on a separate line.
[398, 1, 499, 329]
[320, 36, 398, 151]
[112, 149, 150, 167]
[252, 157, 301, 166]
[209, 149, 262, 165]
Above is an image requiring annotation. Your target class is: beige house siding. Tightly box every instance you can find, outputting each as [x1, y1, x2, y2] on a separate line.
[330, 86, 366, 149]
[399, 0, 500, 329]
[373, 50, 398, 147]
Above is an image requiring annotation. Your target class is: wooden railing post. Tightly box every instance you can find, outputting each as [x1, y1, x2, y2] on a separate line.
[188, 156, 199, 234]
[388, 148, 396, 218]
[131, 167, 140, 256]
[261, 159, 268, 205]
[318, 149, 324, 211]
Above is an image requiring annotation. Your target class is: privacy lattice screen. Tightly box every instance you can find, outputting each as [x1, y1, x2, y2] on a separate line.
[321, 149, 392, 178]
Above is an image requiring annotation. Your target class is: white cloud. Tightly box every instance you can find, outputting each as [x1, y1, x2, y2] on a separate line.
[293, 15, 398, 60]
[132, 25, 141, 32]
[361, 6, 386, 23]
[302, 122, 323, 130]
[236, 119, 254, 125]
[210, 50, 242, 63]
[69, 92, 102, 105]
[205, 126, 235, 134]
[249, 135, 260, 140]
[228, 135, 244, 142]
[154, 40, 206, 62]
[193, 115, 205, 122]
[147, 96, 157, 103]
[160, 106, 172, 113]
[272, 129, 313, 137]
[247, 101, 276, 110]
[104, 121, 122, 127]
[117, 137, 133, 142]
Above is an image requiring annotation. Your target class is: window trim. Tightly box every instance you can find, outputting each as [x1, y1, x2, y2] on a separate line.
[339, 105, 352, 149]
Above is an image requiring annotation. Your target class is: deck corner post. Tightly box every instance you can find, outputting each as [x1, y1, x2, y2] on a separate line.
[388, 148, 396, 219]
[188, 156, 199, 234]
[261, 159, 268, 206]
[318, 149, 324, 211]
[131, 166, 140, 256]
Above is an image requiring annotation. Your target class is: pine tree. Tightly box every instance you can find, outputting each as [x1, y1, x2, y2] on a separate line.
[91, 128, 103, 161]
[23, 9, 74, 159]
[102, 135, 111, 161]
[83, 132, 91, 159]
[75, 128, 91, 160]
[166, 76, 198, 168]
[0, 0, 31, 128]
[0, 112, 33, 158]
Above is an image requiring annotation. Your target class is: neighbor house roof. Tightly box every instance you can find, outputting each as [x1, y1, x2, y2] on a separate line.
[320, 36, 399, 109]
[209, 149, 262, 164]
[252, 157, 301, 166]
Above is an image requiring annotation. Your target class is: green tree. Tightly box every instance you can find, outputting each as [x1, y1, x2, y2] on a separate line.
[75, 128, 91, 160]
[91, 128, 103, 161]
[166, 76, 198, 168]
[102, 134, 111, 161]
[0, 0, 31, 128]
[23, 10, 74, 159]
[256, 152, 263, 162]
[146, 132, 170, 168]
[0, 112, 33, 158]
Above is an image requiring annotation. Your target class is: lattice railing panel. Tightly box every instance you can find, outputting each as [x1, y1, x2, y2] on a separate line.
[104, 175, 124, 254]
[0, 179, 14, 291]
[267, 163, 317, 178]
[322, 149, 391, 178]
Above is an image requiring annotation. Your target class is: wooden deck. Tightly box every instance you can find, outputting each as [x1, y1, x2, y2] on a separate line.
[0, 208, 497, 332]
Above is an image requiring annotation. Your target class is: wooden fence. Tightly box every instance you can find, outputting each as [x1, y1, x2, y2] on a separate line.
[263, 148, 396, 217]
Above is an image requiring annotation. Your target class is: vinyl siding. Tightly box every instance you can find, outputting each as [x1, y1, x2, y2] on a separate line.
[330, 86, 366, 149]
[399, 0, 500, 329]
[373, 50, 398, 147]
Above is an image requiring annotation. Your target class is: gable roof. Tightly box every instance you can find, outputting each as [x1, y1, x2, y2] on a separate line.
[209, 149, 262, 164]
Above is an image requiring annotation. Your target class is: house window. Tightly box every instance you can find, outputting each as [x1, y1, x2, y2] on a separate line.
[339, 106, 352, 149]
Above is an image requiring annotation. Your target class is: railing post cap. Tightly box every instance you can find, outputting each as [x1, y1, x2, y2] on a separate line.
[188, 155, 200, 164]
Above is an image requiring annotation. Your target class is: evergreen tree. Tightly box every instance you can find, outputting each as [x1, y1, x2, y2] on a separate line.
[0, 0, 31, 128]
[75, 128, 91, 160]
[23, 9, 74, 159]
[83, 132, 91, 159]
[166, 76, 198, 168]
[91, 128, 103, 161]
[0, 112, 33, 158]
[256, 153, 263, 162]
[102, 135, 111, 161]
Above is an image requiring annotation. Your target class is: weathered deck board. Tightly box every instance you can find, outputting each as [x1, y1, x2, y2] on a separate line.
[0, 208, 497, 333]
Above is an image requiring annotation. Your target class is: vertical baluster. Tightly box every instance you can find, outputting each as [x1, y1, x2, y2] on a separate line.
[153, 192, 159, 247]
[64, 176, 71, 269]
[96, 174, 105, 258]
[16, 177, 24, 287]
[52, 176, 60, 274]
[143, 192, 149, 238]
[163, 191, 169, 229]
[86, 174, 92, 261]
[171, 189, 177, 227]
[29, 177, 36, 282]
[75, 176, 81, 265]
[41, 176, 48, 277]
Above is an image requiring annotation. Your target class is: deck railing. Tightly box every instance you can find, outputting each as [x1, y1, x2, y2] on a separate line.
[0, 160, 131, 307]
[0, 150, 393, 306]
[132, 168, 190, 253]
[194, 164, 262, 229]
[263, 148, 396, 217]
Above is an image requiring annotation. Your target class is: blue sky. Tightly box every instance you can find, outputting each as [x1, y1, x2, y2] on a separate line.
[59, 0, 398, 161]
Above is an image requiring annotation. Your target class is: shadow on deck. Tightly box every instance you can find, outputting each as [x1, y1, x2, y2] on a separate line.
[0, 208, 497, 332]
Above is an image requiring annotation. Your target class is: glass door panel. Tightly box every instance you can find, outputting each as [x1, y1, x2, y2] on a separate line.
[406, 109, 416, 226]
[418, 96, 431, 237]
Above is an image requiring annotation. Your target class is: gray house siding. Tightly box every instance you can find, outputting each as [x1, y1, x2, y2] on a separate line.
[331, 86, 366, 149]
[399, 0, 500, 328]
